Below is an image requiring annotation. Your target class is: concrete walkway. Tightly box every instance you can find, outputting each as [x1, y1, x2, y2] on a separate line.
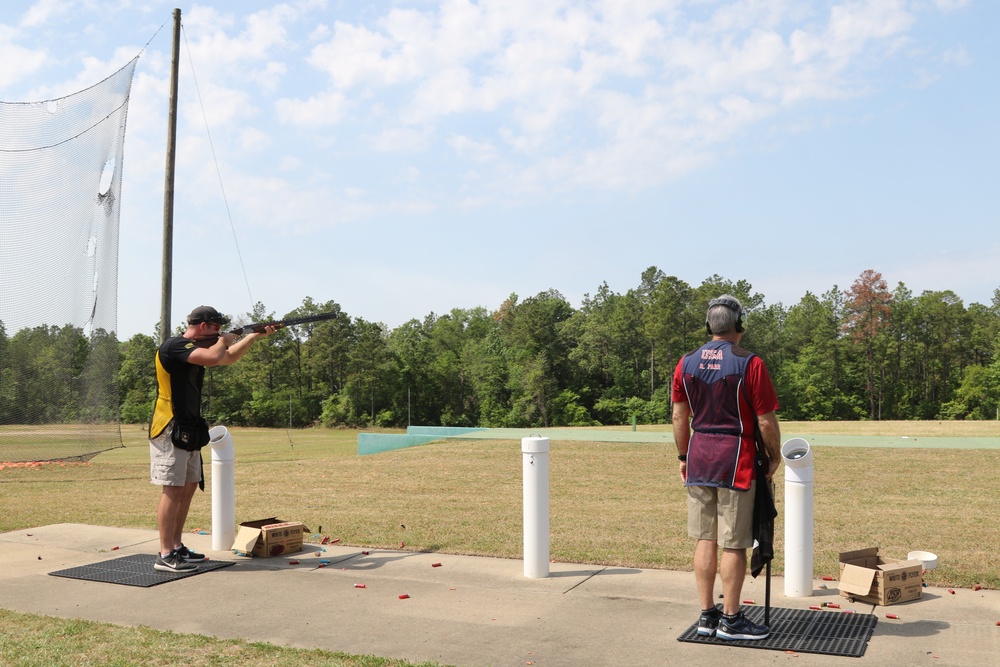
[1, 524, 998, 666]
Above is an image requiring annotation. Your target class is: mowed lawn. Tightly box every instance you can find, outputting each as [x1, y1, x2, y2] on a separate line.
[3, 420, 998, 590]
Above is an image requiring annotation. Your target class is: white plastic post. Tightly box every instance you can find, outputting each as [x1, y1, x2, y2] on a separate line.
[208, 425, 235, 552]
[522, 436, 550, 578]
[782, 437, 814, 597]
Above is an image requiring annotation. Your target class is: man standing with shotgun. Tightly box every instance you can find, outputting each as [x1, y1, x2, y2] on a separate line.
[148, 306, 275, 572]
[672, 295, 782, 640]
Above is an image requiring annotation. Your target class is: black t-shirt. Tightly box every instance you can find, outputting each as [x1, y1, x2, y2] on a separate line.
[149, 336, 204, 438]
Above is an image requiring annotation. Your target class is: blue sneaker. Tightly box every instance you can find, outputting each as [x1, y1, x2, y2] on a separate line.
[697, 605, 723, 637]
[717, 611, 769, 641]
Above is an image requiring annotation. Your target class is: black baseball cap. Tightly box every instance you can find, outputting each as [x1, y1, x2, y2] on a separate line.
[187, 306, 230, 325]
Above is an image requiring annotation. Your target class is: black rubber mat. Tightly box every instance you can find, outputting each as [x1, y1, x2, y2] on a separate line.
[678, 605, 877, 657]
[49, 554, 235, 587]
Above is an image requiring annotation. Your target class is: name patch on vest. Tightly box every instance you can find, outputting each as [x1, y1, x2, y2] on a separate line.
[700, 347, 724, 370]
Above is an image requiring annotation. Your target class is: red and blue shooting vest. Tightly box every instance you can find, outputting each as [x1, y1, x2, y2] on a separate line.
[680, 340, 755, 491]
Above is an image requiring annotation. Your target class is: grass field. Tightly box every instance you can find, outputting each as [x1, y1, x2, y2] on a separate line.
[1, 420, 998, 666]
[0, 609, 442, 667]
[2, 420, 997, 588]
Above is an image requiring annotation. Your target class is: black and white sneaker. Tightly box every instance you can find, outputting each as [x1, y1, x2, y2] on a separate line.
[696, 605, 723, 637]
[716, 611, 769, 641]
[154, 550, 199, 572]
[176, 544, 206, 562]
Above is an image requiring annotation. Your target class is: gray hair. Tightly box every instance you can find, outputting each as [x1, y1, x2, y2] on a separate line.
[706, 294, 743, 335]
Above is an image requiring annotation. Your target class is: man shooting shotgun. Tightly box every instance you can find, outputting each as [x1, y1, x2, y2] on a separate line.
[148, 305, 279, 573]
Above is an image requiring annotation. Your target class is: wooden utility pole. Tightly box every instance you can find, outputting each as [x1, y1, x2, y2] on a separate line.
[159, 8, 181, 343]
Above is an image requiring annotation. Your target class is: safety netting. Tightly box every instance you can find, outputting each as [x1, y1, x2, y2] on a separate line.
[0, 58, 137, 462]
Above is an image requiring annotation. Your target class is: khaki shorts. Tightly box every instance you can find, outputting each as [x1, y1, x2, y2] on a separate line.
[150, 423, 202, 487]
[687, 481, 758, 549]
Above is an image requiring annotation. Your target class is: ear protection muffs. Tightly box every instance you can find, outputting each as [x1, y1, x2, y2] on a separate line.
[706, 296, 744, 335]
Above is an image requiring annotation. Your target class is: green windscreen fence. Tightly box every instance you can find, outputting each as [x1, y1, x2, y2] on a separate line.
[358, 427, 486, 455]
[357, 427, 999, 456]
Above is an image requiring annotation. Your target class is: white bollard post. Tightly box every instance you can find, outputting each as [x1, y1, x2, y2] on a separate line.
[208, 426, 235, 552]
[522, 436, 550, 578]
[782, 437, 814, 597]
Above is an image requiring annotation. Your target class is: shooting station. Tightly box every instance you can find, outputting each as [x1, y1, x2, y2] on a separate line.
[2, 6, 999, 667]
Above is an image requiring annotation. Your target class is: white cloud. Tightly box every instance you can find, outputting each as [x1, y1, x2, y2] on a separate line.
[910, 42, 972, 88]
[409, 66, 477, 121]
[104, 0, 969, 233]
[0, 30, 47, 88]
[286, 0, 933, 198]
[941, 46, 971, 67]
[932, 0, 970, 11]
[308, 23, 332, 42]
[180, 3, 313, 92]
[275, 90, 347, 126]
[180, 82, 254, 130]
[448, 133, 498, 163]
[230, 170, 380, 233]
[19, 0, 70, 28]
[6, 0, 978, 237]
[278, 155, 301, 171]
[239, 126, 271, 152]
[827, 0, 915, 56]
[307, 22, 403, 89]
[371, 125, 432, 153]
[251, 61, 288, 95]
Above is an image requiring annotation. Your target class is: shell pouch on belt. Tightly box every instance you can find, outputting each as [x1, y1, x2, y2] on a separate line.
[170, 416, 210, 451]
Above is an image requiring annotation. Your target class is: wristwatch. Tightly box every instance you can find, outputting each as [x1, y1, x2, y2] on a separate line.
[677, 454, 687, 461]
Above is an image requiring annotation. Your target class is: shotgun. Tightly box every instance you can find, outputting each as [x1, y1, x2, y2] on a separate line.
[226, 311, 339, 335]
[194, 311, 338, 346]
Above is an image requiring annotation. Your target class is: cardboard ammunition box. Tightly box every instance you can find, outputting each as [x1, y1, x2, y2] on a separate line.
[232, 518, 309, 557]
[839, 547, 923, 606]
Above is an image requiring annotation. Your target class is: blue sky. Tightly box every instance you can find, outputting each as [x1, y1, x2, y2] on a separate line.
[2, 0, 997, 339]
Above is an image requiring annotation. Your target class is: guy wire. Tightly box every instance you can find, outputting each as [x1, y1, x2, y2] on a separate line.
[181, 24, 255, 313]
[180, 20, 296, 448]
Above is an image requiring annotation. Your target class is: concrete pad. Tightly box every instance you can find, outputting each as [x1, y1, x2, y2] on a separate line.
[1, 524, 998, 667]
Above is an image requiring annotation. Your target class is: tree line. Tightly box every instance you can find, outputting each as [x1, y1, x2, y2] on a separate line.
[2, 268, 999, 429]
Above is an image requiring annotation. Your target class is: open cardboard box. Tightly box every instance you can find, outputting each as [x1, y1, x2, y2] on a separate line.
[232, 518, 310, 557]
[839, 547, 923, 606]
